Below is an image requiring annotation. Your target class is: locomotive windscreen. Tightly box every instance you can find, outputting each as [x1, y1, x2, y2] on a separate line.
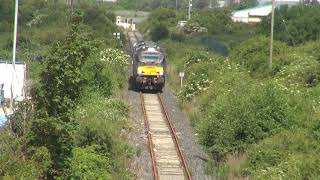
[140, 52, 161, 62]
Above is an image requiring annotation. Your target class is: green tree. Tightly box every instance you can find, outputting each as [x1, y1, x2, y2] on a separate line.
[0, 0, 14, 32]
[150, 24, 169, 41]
[236, 0, 258, 10]
[191, 9, 234, 35]
[35, 15, 93, 117]
[230, 36, 289, 77]
[259, 6, 320, 45]
[29, 13, 94, 178]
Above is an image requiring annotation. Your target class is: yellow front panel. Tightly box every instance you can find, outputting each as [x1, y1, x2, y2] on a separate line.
[138, 66, 164, 76]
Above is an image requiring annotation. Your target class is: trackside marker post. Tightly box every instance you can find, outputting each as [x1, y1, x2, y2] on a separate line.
[179, 72, 185, 88]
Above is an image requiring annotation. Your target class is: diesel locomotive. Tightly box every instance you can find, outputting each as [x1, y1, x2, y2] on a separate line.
[132, 41, 166, 91]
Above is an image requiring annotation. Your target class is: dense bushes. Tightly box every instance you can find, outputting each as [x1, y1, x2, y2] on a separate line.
[0, 2, 132, 178]
[165, 34, 320, 178]
[198, 82, 293, 160]
[139, 8, 185, 34]
[70, 146, 112, 179]
[72, 92, 132, 179]
[248, 129, 320, 179]
[150, 24, 169, 41]
[190, 9, 235, 35]
[0, 0, 14, 32]
[259, 5, 320, 45]
[178, 54, 294, 161]
[230, 36, 289, 77]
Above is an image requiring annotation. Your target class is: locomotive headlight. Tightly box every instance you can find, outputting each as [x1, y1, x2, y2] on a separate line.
[159, 71, 164, 76]
[138, 70, 144, 75]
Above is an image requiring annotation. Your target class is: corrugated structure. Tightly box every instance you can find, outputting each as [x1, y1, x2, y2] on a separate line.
[231, 0, 306, 24]
[231, 4, 272, 23]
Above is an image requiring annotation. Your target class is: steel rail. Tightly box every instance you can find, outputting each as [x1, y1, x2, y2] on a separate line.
[140, 92, 159, 180]
[157, 93, 192, 180]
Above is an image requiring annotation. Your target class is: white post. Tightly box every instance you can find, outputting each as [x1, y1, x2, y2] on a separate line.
[179, 72, 185, 88]
[11, 0, 19, 108]
[269, 0, 275, 69]
[188, 0, 192, 20]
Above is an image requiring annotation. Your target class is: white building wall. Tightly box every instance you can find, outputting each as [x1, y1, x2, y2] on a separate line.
[0, 62, 26, 100]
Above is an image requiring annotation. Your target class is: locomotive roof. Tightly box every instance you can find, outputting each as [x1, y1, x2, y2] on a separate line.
[134, 41, 164, 53]
[136, 46, 165, 63]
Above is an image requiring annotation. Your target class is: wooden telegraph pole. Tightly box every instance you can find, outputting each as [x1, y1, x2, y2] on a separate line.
[269, 0, 276, 69]
[176, 0, 178, 10]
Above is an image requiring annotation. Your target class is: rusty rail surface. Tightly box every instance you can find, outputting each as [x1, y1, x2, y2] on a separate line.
[157, 93, 192, 180]
[140, 92, 159, 180]
[140, 92, 192, 180]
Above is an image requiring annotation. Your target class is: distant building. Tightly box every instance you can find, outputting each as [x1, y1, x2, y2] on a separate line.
[258, 0, 300, 5]
[116, 16, 136, 30]
[177, 21, 188, 28]
[0, 61, 26, 101]
[232, 4, 272, 23]
[217, 1, 227, 7]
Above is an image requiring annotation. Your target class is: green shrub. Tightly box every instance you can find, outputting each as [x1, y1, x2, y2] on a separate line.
[38, 28, 67, 45]
[230, 36, 290, 77]
[276, 53, 320, 88]
[198, 82, 293, 161]
[150, 24, 169, 42]
[0, 131, 52, 179]
[70, 146, 112, 179]
[259, 6, 320, 45]
[82, 5, 117, 36]
[74, 91, 132, 178]
[170, 32, 185, 42]
[83, 48, 129, 96]
[248, 129, 320, 179]
[191, 9, 234, 35]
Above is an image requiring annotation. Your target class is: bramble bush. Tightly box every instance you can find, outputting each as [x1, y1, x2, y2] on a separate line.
[276, 53, 320, 88]
[230, 36, 290, 77]
[248, 129, 320, 179]
[197, 81, 293, 161]
[70, 146, 112, 179]
[73, 91, 133, 179]
[84, 48, 129, 96]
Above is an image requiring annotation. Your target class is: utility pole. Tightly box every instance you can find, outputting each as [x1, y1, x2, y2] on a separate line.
[176, 0, 178, 10]
[269, 0, 275, 69]
[71, 0, 74, 13]
[11, 0, 19, 109]
[188, 0, 192, 20]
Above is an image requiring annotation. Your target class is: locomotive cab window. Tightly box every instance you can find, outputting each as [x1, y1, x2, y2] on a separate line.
[140, 52, 162, 62]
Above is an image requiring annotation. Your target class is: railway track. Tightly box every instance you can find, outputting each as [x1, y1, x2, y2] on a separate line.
[140, 92, 192, 180]
[127, 31, 143, 47]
